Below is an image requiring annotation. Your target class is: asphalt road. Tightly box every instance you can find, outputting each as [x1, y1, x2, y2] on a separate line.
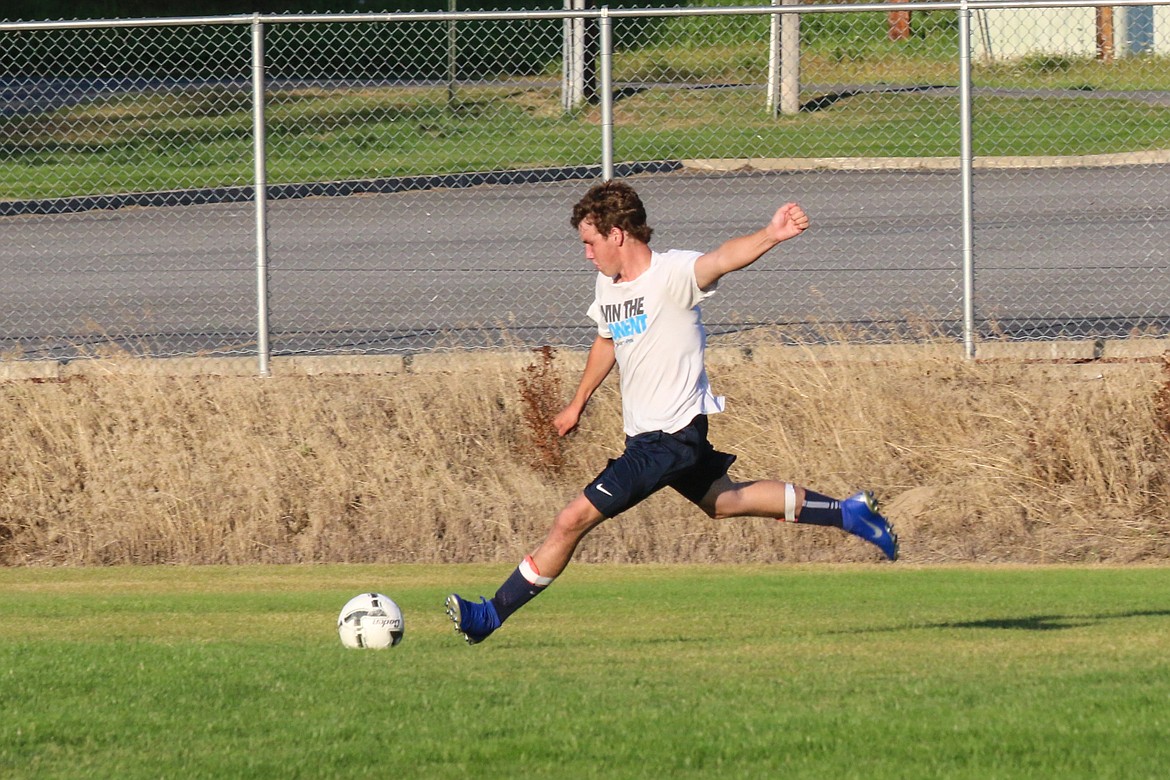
[2, 167, 1168, 359]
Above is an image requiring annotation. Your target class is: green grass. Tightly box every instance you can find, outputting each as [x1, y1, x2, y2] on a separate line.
[4, 82, 1169, 200]
[4, 10, 1170, 201]
[2, 564, 1169, 778]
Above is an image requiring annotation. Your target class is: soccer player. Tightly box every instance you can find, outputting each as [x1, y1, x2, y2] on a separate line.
[446, 180, 897, 645]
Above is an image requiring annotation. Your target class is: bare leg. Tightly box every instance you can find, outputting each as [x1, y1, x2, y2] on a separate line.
[697, 474, 899, 560]
[697, 474, 805, 520]
[445, 493, 607, 643]
[528, 492, 607, 578]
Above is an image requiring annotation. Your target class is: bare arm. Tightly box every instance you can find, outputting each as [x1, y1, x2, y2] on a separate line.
[553, 334, 616, 436]
[693, 202, 810, 290]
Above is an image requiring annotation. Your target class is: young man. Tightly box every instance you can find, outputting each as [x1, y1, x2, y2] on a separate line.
[446, 180, 897, 645]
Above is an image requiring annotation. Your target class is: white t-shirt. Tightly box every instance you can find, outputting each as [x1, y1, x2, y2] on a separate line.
[587, 248, 726, 436]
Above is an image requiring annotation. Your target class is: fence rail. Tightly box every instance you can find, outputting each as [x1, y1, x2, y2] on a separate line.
[2, 1, 1168, 370]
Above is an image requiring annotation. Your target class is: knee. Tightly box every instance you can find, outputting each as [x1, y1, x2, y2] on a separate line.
[706, 503, 733, 521]
[552, 501, 603, 539]
[700, 498, 723, 520]
[701, 488, 738, 520]
[695, 474, 741, 520]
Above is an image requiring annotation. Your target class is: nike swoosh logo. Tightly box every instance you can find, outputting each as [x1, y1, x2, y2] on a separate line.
[596, 483, 613, 497]
[858, 516, 885, 540]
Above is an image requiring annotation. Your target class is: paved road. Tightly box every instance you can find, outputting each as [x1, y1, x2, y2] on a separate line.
[2, 167, 1168, 359]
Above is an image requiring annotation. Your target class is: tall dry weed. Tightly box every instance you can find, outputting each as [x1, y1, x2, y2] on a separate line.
[1155, 351, 1170, 442]
[0, 344, 1167, 566]
[517, 346, 565, 475]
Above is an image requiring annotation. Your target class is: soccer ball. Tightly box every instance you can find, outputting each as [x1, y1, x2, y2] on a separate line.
[337, 592, 404, 649]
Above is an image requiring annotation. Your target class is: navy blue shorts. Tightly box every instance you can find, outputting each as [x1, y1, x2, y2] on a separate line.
[582, 415, 736, 518]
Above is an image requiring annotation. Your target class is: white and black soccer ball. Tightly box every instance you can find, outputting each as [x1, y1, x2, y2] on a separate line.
[337, 592, 404, 649]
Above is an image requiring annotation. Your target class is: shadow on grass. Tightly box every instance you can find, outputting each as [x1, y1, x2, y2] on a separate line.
[932, 609, 1170, 631]
[845, 609, 1170, 634]
[801, 84, 954, 112]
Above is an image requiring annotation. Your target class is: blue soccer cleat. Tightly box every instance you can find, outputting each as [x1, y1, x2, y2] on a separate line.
[841, 491, 899, 561]
[445, 594, 501, 645]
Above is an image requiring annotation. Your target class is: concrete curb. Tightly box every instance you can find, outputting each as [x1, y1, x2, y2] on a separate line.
[683, 150, 1170, 173]
[6, 150, 1167, 217]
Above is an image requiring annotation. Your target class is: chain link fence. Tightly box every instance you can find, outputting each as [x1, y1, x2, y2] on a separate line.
[2, 2, 1168, 367]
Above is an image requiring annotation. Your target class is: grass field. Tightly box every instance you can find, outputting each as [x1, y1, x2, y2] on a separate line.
[6, 7, 1170, 198]
[4, 42, 1169, 200]
[6, 84, 1168, 200]
[2, 564, 1169, 778]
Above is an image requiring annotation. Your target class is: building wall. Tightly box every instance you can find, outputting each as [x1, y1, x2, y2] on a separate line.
[971, 5, 1169, 60]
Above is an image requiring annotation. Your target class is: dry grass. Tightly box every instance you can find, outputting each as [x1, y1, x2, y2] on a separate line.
[1, 343, 1168, 566]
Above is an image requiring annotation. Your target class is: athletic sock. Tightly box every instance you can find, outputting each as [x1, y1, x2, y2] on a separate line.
[490, 555, 555, 623]
[794, 489, 843, 528]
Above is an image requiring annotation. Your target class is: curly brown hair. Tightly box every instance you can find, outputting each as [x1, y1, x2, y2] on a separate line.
[569, 180, 654, 243]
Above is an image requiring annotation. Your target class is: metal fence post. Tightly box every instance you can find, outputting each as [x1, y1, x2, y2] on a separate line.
[447, 0, 458, 105]
[252, 15, 272, 376]
[563, 0, 573, 110]
[599, 6, 614, 181]
[959, 1, 976, 358]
